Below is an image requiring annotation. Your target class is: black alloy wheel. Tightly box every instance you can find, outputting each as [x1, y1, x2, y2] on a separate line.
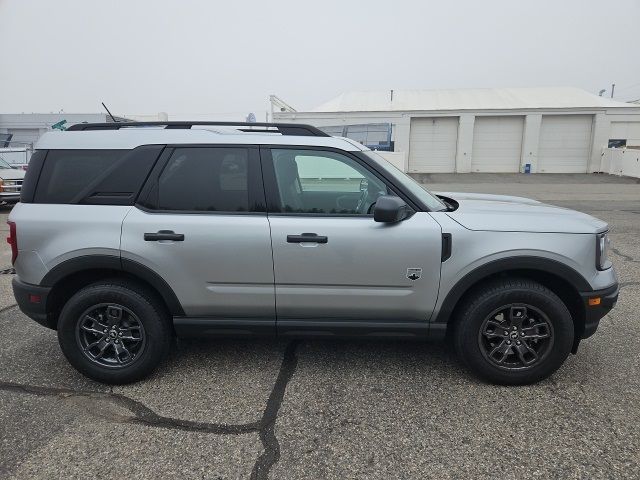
[453, 278, 574, 385]
[478, 304, 554, 370]
[58, 280, 172, 384]
[76, 303, 147, 368]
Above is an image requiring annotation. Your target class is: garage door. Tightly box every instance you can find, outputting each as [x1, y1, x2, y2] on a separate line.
[471, 116, 524, 172]
[538, 115, 593, 173]
[408, 117, 458, 172]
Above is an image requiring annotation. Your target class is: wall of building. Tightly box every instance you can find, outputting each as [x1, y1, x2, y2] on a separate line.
[0, 113, 110, 147]
[275, 107, 640, 173]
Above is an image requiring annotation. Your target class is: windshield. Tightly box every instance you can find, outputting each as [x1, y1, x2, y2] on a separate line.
[0, 158, 13, 169]
[363, 151, 447, 211]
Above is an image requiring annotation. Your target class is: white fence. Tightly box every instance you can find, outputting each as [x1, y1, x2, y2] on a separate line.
[601, 148, 640, 179]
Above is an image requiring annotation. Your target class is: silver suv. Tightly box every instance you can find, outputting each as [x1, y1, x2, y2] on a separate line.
[9, 122, 619, 385]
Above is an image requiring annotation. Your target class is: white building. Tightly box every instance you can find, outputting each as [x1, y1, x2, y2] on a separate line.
[272, 87, 640, 173]
[0, 113, 120, 148]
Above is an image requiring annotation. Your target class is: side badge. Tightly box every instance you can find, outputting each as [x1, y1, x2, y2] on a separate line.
[406, 268, 422, 281]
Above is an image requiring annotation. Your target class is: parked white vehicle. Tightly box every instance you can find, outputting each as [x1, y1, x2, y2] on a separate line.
[0, 148, 30, 171]
[0, 158, 25, 203]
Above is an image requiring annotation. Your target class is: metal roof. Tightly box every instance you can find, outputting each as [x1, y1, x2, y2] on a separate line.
[311, 87, 634, 112]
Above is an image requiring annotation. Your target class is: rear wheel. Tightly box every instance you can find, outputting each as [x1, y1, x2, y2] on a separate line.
[454, 278, 574, 385]
[57, 280, 171, 384]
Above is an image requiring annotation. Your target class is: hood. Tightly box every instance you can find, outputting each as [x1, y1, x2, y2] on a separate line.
[0, 168, 25, 181]
[436, 192, 607, 234]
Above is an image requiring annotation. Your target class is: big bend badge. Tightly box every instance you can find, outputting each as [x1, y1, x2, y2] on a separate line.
[406, 268, 422, 281]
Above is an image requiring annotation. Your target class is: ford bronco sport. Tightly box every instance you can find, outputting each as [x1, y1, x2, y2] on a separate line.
[9, 122, 619, 385]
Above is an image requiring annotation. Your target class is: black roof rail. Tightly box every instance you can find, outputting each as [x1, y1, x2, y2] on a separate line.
[66, 121, 329, 137]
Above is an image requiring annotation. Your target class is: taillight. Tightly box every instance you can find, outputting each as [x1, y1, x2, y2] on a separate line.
[7, 221, 17, 265]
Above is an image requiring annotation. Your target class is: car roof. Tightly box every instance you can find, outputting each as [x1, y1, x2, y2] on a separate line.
[35, 128, 366, 152]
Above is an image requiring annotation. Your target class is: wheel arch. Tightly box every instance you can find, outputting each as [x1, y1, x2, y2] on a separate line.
[435, 257, 589, 349]
[42, 255, 185, 328]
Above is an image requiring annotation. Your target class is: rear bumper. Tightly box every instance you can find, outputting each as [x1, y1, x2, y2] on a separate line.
[12, 277, 55, 329]
[579, 283, 618, 339]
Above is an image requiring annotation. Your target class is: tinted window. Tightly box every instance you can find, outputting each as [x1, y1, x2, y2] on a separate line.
[20, 150, 47, 203]
[271, 149, 388, 214]
[80, 146, 164, 205]
[155, 147, 252, 212]
[34, 150, 125, 204]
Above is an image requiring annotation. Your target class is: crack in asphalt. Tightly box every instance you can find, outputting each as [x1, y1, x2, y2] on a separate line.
[0, 380, 260, 435]
[251, 340, 300, 480]
[0, 340, 301, 479]
[611, 247, 640, 263]
[620, 281, 640, 290]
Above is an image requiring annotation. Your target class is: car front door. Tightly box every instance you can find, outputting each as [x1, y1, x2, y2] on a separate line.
[121, 145, 275, 334]
[262, 146, 443, 336]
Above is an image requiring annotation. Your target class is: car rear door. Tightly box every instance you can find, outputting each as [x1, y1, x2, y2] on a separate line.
[121, 145, 275, 335]
[261, 146, 443, 336]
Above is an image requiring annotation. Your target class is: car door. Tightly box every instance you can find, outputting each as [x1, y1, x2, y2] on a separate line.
[261, 146, 443, 336]
[121, 145, 275, 334]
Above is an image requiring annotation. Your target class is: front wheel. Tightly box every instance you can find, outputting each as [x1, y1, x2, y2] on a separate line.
[57, 280, 172, 384]
[453, 278, 574, 385]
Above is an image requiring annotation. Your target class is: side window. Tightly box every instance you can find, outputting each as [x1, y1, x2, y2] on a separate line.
[34, 150, 126, 204]
[152, 147, 258, 212]
[270, 149, 389, 214]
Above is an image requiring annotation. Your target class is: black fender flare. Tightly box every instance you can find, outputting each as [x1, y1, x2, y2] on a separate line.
[432, 256, 591, 324]
[41, 255, 185, 316]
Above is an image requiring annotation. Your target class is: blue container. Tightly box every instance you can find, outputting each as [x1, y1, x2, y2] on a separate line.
[524, 163, 531, 174]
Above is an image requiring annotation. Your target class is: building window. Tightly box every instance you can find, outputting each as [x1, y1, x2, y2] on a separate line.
[320, 123, 393, 151]
[608, 139, 627, 148]
[319, 126, 344, 137]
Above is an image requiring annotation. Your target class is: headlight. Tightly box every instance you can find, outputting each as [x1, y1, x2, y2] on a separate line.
[596, 232, 611, 270]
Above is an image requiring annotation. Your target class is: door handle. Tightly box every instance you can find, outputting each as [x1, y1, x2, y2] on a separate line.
[287, 233, 328, 244]
[144, 230, 185, 241]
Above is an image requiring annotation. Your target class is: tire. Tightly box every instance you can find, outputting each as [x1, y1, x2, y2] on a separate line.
[57, 280, 172, 384]
[453, 277, 574, 385]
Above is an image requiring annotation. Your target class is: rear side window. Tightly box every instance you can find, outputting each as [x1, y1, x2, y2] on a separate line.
[33, 147, 163, 205]
[34, 150, 125, 204]
[148, 147, 259, 212]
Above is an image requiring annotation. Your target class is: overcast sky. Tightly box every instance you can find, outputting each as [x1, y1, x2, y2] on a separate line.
[1, 0, 639, 119]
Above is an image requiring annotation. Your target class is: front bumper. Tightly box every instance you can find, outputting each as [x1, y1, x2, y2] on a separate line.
[0, 193, 20, 204]
[579, 283, 619, 339]
[12, 277, 55, 329]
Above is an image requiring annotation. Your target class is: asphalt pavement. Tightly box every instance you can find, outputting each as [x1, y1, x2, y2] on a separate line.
[0, 174, 638, 479]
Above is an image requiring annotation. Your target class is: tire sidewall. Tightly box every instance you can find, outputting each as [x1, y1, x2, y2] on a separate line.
[456, 284, 574, 385]
[57, 283, 170, 384]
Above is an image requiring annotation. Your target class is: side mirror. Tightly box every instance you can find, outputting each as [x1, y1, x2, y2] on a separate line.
[373, 195, 411, 223]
